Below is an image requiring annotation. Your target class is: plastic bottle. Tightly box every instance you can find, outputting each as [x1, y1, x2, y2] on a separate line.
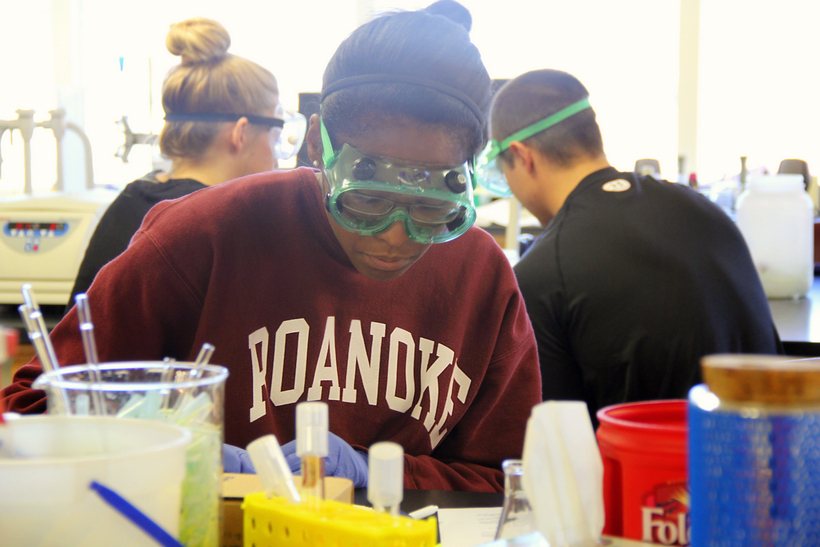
[735, 174, 814, 299]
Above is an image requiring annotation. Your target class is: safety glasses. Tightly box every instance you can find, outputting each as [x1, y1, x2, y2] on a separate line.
[319, 118, 477, 244]
[475, 98, 591, 197]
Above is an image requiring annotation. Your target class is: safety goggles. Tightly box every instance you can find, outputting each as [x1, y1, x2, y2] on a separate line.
[474, 98, 592, 197]
[270, 104, 307, 160]
[164, 104, 307, 160]
[320, 118, 476, 244]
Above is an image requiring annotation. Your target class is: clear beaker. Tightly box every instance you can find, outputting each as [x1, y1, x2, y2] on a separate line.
[495, 459, 538, 540]
[33, 361, 228, 547]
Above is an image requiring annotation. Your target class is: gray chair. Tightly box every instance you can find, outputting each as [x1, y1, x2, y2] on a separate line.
[778, 159, 810, 190]
[634, 158, 661, 178]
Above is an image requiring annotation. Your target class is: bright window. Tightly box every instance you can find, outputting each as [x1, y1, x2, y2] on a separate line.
[698, 0, 820, 184]
[5, 1, 817, 196]
[374, 0, 681, 177]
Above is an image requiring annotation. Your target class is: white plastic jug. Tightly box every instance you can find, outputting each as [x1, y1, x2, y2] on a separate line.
[735, 174, 815, 299]
[0, 415, 191, 547]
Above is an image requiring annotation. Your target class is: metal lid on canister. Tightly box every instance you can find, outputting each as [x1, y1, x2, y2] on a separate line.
[701, 354, 820, 405]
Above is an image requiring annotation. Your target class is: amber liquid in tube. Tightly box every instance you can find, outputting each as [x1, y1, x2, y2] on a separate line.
[301, 454, 325, 510]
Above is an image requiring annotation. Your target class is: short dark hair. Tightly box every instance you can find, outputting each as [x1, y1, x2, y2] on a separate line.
[320, 0, 491, 159]
[490, 69, 604, 167]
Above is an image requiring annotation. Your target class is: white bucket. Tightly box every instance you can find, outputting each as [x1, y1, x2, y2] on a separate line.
[0, 415, 191, 547]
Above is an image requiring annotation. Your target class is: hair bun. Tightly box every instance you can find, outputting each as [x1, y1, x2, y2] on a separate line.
[166, 17, 231, 65]
[424, 0, 472, 32]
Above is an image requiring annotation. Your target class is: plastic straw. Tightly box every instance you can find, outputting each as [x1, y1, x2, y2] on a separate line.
[89, 480, 184, 547]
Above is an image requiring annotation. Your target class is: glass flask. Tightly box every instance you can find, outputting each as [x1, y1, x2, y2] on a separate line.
[495, 459, 538, 540]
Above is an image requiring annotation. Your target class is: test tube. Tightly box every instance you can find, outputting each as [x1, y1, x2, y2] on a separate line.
[246, 434, 301, 503]
[367, 442, 404, 517]
[296, 401, 328, 508]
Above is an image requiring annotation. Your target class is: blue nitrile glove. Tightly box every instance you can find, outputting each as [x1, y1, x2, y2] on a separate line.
[223, 443, 257, 474]
[280, 432, 369, 488]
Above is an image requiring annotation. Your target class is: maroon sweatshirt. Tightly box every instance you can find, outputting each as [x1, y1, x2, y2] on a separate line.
[3, 168, 542, 492]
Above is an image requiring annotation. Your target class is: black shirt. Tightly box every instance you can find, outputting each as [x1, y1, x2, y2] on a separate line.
[66, 176, 206, 313]
[513, 167, 783, 425]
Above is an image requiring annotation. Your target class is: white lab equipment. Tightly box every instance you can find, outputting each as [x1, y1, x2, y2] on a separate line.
[0, 189, 118, 305]
[0, 108, 118, 305]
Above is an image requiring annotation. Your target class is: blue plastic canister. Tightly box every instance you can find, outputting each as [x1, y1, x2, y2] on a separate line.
[689, 354, 820, 547]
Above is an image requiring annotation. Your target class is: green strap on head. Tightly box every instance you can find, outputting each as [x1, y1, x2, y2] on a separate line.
[486, 97, 592, 161]
[319, 117, 338, 169]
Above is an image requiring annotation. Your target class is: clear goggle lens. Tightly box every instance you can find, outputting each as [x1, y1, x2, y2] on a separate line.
[339, 191, 462, 225]
[271, 104, 307, 160]
[332, 187, 470, 244]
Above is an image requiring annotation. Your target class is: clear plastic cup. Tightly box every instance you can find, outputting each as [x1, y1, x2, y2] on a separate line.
[33, 361, 228, 547]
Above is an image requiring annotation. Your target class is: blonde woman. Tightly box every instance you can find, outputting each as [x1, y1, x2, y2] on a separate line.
[67, 17, 304, 307]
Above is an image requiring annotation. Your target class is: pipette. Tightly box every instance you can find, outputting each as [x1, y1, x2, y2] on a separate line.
[194, 343, 215, 366]
[170, 343, 216, 415]
[18, 304, 56, 373]
[246, 434, 301, 503]
[75, 294, 99, 365]
[368, 441, 404, 517]
[296, 401, 328, 509]
[20, 284, 60, 372]
[17, 304, 70, 414]
[74, 293, 107, 415]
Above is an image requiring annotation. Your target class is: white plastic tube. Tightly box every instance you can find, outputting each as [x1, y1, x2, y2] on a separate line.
[296, 402, 328, 506]
[246, 434, 300, 503]
[368, 441, 404, 517]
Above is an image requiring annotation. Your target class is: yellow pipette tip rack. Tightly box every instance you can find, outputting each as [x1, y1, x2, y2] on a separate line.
[242, 493, 437, 547]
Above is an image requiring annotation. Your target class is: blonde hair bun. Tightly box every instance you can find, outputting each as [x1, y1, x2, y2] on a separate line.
[166, 17, 231, 65]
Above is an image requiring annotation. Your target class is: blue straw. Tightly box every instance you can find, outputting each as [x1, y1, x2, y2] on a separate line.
[89, 480, 183, 547]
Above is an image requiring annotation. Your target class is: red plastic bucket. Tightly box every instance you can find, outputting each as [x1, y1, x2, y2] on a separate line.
[596, 400, 689, 546]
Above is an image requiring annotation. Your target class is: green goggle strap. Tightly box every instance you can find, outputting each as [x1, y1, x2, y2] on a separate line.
[485, 97, 592, 161]
[319, 117, 338, 169]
